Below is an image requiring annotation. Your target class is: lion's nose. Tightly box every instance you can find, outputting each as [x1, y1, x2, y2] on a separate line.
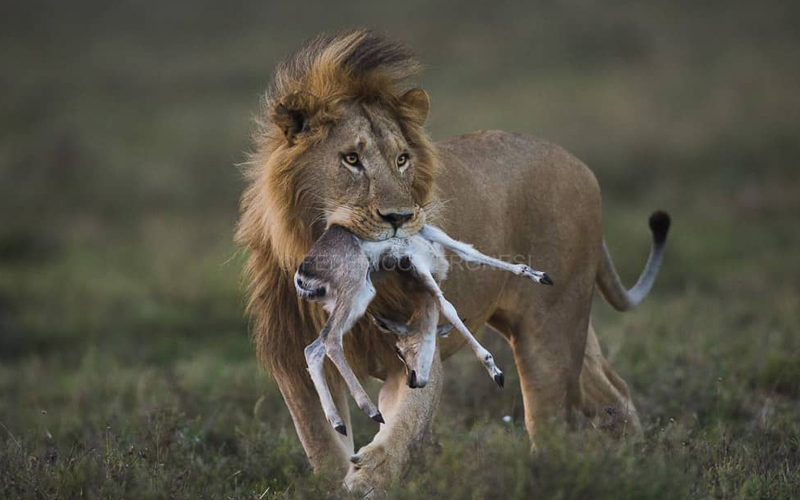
[378, 210, 413, 229]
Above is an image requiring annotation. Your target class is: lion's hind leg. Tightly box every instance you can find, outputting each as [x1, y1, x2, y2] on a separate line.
[578, 323, 642, 436]
[496, 311, 586, 449]
[490, 272, 594, 448]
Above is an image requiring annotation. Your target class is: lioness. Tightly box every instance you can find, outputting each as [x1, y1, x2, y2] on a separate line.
[236, 30, 670, 494]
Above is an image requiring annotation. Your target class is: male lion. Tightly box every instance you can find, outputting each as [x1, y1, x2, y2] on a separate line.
[236, 30, 670, 494]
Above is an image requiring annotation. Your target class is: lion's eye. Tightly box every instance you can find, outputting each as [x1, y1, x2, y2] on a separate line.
[396, 153, 409, 169]
[342, 153, 360, 166]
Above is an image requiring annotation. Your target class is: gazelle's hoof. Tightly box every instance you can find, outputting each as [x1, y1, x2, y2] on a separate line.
[334, 424, 347, 436]
[518, 265, 553, 286]
[494, 372, 505, 388]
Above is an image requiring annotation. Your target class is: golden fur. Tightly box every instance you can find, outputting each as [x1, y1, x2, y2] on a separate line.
[236, 30, 669, 496]
[236, 30, 439, 383]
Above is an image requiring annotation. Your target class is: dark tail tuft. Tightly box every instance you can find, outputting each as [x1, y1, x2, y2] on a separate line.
[649, 210, 671, 245]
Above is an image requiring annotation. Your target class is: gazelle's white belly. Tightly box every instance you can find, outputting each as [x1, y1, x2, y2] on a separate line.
[360, 235, 448, 282]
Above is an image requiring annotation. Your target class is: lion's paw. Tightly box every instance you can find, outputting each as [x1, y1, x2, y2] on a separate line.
[344, 443, 393, 499]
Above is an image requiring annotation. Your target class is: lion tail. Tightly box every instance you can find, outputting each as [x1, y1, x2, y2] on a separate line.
[596, 211, 671, 312]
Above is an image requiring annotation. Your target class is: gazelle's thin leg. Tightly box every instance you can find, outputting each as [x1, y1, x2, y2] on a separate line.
[420, 224, 553, 285]
[304, 336, 347, 434]
[411, 260, 505, 387]
[323, 287, 385, 424]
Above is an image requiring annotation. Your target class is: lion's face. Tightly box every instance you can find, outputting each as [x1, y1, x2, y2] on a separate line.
[306, 102, 426, 241]
[265, 85, 434, 248]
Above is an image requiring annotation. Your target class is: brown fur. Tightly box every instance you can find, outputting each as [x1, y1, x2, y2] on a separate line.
[236, 30, 438, 385]
[237, 30, 667, 495]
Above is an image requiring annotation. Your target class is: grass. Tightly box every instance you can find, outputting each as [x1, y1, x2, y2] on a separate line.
[1, 0, 799, 498]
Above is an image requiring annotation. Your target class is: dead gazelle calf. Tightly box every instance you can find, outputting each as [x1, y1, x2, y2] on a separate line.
[295, 224, 552, 435]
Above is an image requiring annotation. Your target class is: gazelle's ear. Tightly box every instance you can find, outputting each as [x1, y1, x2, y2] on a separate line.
[436, 323, 455, 337]
[399, 88, 430, 126]
[369, 313, 410, 336]
[272, 91, 317, 145]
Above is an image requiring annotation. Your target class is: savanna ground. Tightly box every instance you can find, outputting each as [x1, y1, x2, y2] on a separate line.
[1, 1, 799, 498]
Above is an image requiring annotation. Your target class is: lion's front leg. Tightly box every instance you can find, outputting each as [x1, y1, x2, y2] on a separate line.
[273, 366, 354, 477]
[344, 350, 443, 497]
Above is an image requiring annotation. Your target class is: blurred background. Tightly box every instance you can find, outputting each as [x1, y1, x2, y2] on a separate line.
[1, 1, 798, 498]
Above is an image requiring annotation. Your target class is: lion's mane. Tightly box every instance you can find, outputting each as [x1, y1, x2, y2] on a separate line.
[236, 30, 441, 380]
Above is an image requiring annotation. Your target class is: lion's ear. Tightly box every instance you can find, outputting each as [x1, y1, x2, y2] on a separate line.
[400, 88, 430, 126]
[272, 91, 316, 145]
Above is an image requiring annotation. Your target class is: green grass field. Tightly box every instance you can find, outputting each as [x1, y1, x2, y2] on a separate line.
[1, 1, 799, 498]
